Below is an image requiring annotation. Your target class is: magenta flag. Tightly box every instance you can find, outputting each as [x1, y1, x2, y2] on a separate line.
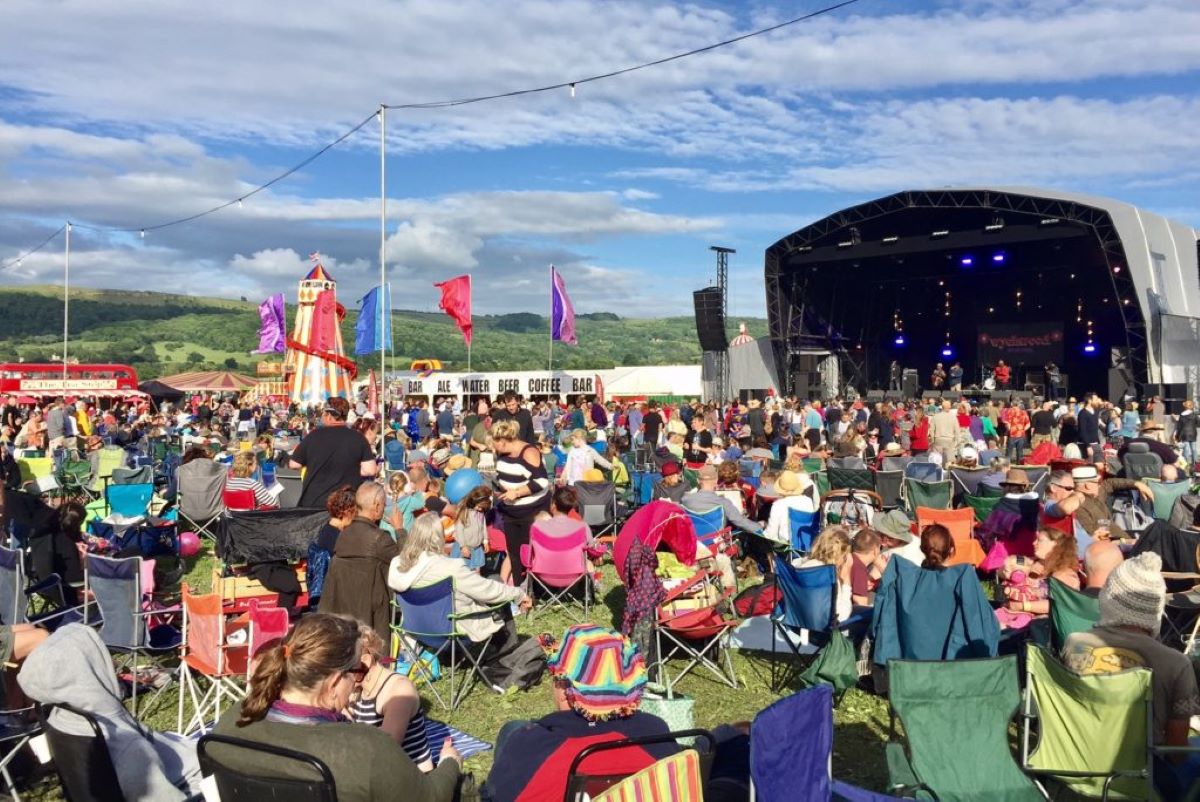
[253, 293, 286, 354]
[551, 266, 577, 345]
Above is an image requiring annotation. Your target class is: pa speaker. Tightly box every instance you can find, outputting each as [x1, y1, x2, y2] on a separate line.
[692, 287, 726, 352]
[902, 370, 919, 399]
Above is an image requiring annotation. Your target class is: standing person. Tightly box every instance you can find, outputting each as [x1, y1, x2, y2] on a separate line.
[948, 362, 964, 393]
[929, 400, 959, 463]
[492, 391, 535, 444]
[1077, 394, 1101, 463]
[908, 407, 930, 455]
[1175, 399, 1198, 470]
[627, 403, 644, 446]
[435, 401, 454, 440]
[45, 398, 67, 452]
[1045, 362, 1062, 401]
[641, 402, 663, 449]
[930, 363, 946, 391]
[289, 397, 378, 509]
[889, 360, 902, 393]
[491, 419, 550, 585]
[994, 360, 1011, 389]
[414, 400, 432, 442]
[1003, 401, 1031, 464]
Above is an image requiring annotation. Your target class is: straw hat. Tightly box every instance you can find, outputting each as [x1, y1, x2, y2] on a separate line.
[1139, 421, 1164, 433]
[882, 442, 905, 456]
[774, 470, 808, 497]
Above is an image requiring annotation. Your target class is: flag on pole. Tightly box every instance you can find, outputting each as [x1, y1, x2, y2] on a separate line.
[551, 265, 577, 345]
[355, 284, 392, 355]
[311, 289, 338, 352]
[434, 275, 473, 345]
[252, 293, 286, 354]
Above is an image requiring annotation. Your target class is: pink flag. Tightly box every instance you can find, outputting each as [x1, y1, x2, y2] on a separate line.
[434, 275, 473, 345]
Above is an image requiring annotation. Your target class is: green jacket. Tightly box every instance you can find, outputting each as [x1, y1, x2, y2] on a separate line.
[212, 710, 460, 802]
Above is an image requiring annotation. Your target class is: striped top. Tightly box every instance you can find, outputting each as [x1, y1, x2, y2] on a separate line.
[349, 673, 432, 766]
[223, 474, 278, 509]
[496, 444, 550, 510]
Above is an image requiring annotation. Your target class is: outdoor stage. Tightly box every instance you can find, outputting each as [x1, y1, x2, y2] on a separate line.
[764, 188, 1200, 404]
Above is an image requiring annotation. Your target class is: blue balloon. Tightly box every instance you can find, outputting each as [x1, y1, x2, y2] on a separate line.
[445, 468, 484, 504]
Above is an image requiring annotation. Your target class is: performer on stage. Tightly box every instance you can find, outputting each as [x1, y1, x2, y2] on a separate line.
[930, 363, 946, 390]
[888, 360, 902, 392]
[948, 362, 964, 393]
[1045, 362, 1062, 401]
[994, 360, 1011, 389]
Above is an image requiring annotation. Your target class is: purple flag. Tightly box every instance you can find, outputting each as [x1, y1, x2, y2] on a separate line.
[253, 293, 286, 354]
[551, 266, 577, 345]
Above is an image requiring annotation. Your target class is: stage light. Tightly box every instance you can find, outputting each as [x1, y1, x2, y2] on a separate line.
[894, 334, 905, 346]
[1083, 341, 1097, 354]
[837, 240, 854, 249]
[941, 345, 953, 357]
[992, 253, 1005, 263]
[931, 230, 950, 239]
[1112, 265, 1122, 274]
[796, 245, 812, 253]
[882, 235, 899, 244]
[961, 256, 973, 266]
[984, 216, 1005, 232]
[1040, 218, 1061, 226]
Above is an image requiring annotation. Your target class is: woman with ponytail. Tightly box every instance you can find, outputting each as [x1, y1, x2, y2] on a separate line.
[919, 524, 956, 570]
[212, 614, 462, 801]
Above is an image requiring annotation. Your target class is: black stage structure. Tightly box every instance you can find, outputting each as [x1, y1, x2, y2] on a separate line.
[765, 188, 1200, 403]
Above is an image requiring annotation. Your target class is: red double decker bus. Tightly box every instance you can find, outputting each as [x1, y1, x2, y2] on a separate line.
[0, 363, 140, 399]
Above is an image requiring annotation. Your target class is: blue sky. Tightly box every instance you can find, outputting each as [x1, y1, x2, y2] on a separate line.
[0, 0, 1197, 321]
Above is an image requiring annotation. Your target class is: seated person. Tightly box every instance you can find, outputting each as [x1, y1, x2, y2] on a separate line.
[875, 509, 924, 566]
[20, 623, 200, 801]
[650, 461, 687, 504]
[532, 486, 605, 584]
[319, 483, 398, 643]
[762, 470, 819, 545]
[485, 624, 675, 802]
[849, 528, 884, 606]
[715, 459, 757, 519]
[1062, 552, 1200, 794]
[213, 614, 461, 800]
[307, 484, 358, 609]
[1081, 539, 1123, 597]
[350, 625, 433, 772]
[560, 428, 613, 485]
[223, 451, 278, 510]
[1046, 465, 1153, 541]
[680, 465, 759, 591]
[389, 513, 538, 690]
[795, 526, 853, 622]
[996, 527, 1079, 628]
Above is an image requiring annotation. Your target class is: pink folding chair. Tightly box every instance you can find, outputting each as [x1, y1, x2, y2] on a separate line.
[246, 598, 289, 680]
[520, 523, 592, 621]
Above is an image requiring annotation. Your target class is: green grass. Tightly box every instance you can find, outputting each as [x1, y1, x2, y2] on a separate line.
[21, 545, 894, 799]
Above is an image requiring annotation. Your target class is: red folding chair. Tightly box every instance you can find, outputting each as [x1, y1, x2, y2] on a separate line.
[655, 570, 738, 693]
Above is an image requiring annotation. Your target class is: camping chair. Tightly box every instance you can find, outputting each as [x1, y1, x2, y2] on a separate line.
[176, 458, 227, 542]
[589, 749, 704, 802]
[903, 461, 943, 482]
[716, 488, 746, 514]
[812, 469, 831, 500]
[1145, 479, 1192, 521]
[634, 471, 663, 506]
[391, 577, 507, 710]
[915, 506, 984, 568]
[199, 733, 337, 802]
[902, 478, 952, 514]
[37, 702, 125, 802]
[83, 553, 181, 717]
[821, 489, 882, 529]
[104, 482, 153, 519]
[176, 585, 246, 735]
[979, 482, 1006, 498]
[89, 446, 126, 496]
[16, 456, 54, 487]
[881, 455, 912, 473]
[1020, 642, 1180, 800]
[245, 597, 289, 680]
[1122, 442, 1164, 482]
[1047, 577, 1100, 653]
[886, 655, 1042, 800]
[221, 487, 260, 512]
[802, 457, 826, 474]
[769, 555, 869, 693]
[655, 569, 738, 693]
[787, 508, 820, 558]
[575, 480, 620, 540]
[522, 522, 592, 622]
[0, 701, 38, 802]
[111, 465, 153, 485]
[684, 506, 735, 560]
[874, 469, 904, 510]
[384, 439, 406, 474]
[828, 456, 866, 470]
[0, 543, 72, 627]
[1018, 465, 1051, 498]
[56, 458, 97, 502]
[564, 729, 716, 802]
[750, 684, 893, 802]
[738, 459, 763, 489]
[949, 467, 989, 501]
[963, 493, 1002, 524]
[828, 466, 875, 493]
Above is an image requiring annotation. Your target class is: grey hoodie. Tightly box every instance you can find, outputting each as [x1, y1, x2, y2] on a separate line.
[17, 624, 201, 801]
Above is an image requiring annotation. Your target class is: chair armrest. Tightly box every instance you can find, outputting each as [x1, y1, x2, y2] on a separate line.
[448, 599, 512, 621]
[25, 573, 63, 597]
[886, 741, 937, 799]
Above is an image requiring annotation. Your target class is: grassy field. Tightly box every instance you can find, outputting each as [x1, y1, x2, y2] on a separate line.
[20, 543, 894, 800]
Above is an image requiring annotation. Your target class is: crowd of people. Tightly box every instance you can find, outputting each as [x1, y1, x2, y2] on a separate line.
[5, 382, 1200, 799]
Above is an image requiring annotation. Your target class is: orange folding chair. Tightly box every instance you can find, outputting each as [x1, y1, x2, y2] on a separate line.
[916, 506, 985, 567]
[176, 585, 246, 734]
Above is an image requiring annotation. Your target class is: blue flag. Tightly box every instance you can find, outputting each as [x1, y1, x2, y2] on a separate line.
[355, 284, 392, 355]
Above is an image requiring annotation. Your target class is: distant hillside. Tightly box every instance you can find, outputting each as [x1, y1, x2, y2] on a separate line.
[0, 286, 768, 379]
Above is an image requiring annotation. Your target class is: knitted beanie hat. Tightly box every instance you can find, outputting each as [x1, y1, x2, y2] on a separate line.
[1099, 552, 1165, 637]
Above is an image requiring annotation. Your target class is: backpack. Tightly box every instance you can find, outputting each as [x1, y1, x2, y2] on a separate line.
[734, 576, 780, 618]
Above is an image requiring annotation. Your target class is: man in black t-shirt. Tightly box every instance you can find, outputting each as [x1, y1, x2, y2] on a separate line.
[1, 397, 20, 433]
[641, 402, 663, 447]
[289, 397, 377, 509]
[1030, 401, 1057, 447]
[491, 391, 535, 443]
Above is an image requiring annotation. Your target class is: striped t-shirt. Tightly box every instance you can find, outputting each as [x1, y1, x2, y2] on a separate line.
[223, 475, 278, 509]
[349, 675, 432, 766]
[496, 445, 550, 510]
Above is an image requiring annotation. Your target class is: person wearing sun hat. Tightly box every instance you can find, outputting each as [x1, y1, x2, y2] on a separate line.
[763, 469, 819, 544]
[485, 624, 677, 802]
[1063, 552, 1200, 756]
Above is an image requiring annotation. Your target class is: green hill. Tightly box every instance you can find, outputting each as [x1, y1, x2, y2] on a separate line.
[0, 286, 767, 379]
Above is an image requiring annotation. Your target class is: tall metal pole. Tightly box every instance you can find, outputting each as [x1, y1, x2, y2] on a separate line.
[63, 222, 71, 384]
[378, 106, 387, 457]
[710, 246, 735, 403]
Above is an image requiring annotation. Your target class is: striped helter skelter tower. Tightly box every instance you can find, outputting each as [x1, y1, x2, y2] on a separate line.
[285, 257, 356, 406]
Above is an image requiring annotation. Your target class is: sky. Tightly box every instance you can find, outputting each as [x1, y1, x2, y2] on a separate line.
[1, 0, 1198, 322]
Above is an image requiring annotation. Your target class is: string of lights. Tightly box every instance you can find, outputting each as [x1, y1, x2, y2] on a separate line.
[6, 0, 861, 245]
[0, 224, 67, 273]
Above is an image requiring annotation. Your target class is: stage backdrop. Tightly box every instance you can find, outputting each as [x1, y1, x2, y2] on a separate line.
[977, 323, 1063, 366]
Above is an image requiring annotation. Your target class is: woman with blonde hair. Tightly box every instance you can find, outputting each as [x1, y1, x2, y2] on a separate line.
[491, 418, 550, 585]
[223, 449, 278, 510]
[795, 525, 853, 622]
[213, 613, 461, 800]
[349, 625, 433, 771]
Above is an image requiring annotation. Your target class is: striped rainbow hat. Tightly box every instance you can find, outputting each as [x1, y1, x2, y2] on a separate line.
[541, 624, 647, 721]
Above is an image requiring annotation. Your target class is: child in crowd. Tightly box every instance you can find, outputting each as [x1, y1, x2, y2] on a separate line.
[452, 485, 492, 571]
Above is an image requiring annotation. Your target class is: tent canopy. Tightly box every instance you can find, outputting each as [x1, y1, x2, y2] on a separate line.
[151, 370, 257, 393]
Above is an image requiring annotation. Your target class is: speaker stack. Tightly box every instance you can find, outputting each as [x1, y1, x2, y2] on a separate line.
[692, 287, 727, 352]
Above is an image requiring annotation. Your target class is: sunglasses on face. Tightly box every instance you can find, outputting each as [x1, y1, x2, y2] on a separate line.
[1052, 483, 1075, 491]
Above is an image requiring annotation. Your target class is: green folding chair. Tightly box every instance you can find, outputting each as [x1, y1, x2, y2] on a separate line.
[964, 493, 1002, 524]
[979, 483, 1007, 499]
[903, 478, 952, 515]
[1021, 643, 1157, 800]
[801, 457, 825, 474]
[1145, 479, 1193, 522]
[813, 470, 830, 500]
[887, 654, 1042, 800]
[1047, 579, 1100, 653]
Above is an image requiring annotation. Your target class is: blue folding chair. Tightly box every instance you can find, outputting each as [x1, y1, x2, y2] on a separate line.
[685, 506, 731, 556]
[634, 471, 662, 506]
[903, 461, 943, 482]
[84, 553, 180, 716]
[788, 508, 820, 558]
[739, 459, 762, 490]
[769, 555, 870, 693]
[751, 684, 894, 802]
[391, 577, 507, 711]
[105, 482, 154, 518]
